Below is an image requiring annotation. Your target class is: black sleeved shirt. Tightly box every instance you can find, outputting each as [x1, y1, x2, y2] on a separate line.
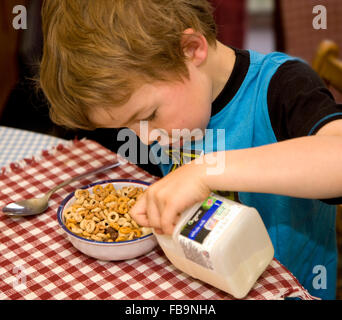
[211, 47, 342, 205]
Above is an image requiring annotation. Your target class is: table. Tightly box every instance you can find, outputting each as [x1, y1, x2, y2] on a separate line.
[0, 126, 318, 300]
[0, 126, 65, 168]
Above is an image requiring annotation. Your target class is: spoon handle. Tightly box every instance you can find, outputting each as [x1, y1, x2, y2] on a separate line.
[46, 161, 121, 198]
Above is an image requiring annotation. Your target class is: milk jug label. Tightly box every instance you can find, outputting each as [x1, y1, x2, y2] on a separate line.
[180, 197, 222, 244]
[178, 196, 242, 269]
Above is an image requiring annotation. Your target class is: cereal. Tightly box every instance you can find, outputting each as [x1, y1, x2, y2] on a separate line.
[93, 185, 104, 195]
[63, 184, 152, 242]
[118, 203, 128, 214]
[104, 194, 117, 203]
[107, 211, 119, 223]
[133, 229, 142, 237]
[104, 183, 115, 193]
[107, 227, 118, 241]
[75, 189, 89, 199]
[115, 236, 127, 242]
[119, 226, 132, 234]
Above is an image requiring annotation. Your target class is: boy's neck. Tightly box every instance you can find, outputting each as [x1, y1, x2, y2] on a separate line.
[207, 41, 236, 103]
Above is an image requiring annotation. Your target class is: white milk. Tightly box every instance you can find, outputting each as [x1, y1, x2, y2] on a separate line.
[154, 193, 274, 299]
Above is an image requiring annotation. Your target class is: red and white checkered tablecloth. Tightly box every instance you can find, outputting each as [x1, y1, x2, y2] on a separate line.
[0, 139, 318, 300]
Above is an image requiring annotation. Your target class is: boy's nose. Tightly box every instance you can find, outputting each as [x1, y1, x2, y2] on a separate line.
[130, 121, 154, 146]
[138, 134, 155, 146]
[132, 126, 154, 145]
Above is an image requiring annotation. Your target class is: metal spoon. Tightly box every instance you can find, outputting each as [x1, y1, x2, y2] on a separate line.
[2, 161, 121, 217]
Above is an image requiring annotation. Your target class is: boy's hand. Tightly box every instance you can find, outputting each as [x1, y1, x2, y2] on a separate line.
[130, 161, 210, 235]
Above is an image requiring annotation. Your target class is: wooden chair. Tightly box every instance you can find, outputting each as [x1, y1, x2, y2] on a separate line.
[313, 40, 342, 299]
[313, 40, 342, 92]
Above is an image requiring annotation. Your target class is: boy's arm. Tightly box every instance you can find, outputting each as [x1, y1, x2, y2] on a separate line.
[205, 120, 342, 200]
[265, 58, 342, 203]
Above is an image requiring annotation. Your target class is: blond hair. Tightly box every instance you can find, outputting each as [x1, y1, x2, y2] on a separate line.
[39, 0, 217, 130]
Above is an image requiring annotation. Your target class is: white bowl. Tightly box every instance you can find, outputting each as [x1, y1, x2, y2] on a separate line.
[57, 179, 158, 261]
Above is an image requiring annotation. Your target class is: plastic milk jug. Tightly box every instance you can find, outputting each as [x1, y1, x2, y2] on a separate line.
[154, 193, 274, 299]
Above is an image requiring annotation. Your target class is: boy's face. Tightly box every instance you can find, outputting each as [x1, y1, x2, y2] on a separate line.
[90, 62, 213, 146]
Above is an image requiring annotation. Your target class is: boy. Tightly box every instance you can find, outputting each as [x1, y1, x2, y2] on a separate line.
[39, 0, 342, 299]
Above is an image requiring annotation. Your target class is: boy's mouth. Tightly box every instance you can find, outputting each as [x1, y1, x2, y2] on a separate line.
[157, 129, 205, 147]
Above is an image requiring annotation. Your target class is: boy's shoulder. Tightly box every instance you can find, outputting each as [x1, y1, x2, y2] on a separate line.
[248, 49, 302, 68]
[213, 47, 341, 143]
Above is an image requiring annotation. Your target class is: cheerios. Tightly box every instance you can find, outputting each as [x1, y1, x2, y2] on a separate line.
[133, 229, 142, 237]
[117, 217, 127, 226]
[119, 226, 132, 234]
[85, 220, 96, 233]
[127, 188, 137, 198]
[115, 236, 127, 242]
[118, 203, 128, 214]
[127, 232, 135, 240]
[75, 189, 89, 199]
[93, 185, 104, 195]
[104, 184, 115, 193]
[104, 194, 117, 203]
[62, 184, 150, 243]
[118, 196, 128, 204]
[107, 211, 119, 223]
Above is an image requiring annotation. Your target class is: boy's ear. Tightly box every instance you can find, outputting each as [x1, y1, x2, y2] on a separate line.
[181, 28, 208, 66]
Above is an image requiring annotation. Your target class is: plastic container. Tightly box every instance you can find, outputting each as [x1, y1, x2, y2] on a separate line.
[154, 193, 274, 299]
